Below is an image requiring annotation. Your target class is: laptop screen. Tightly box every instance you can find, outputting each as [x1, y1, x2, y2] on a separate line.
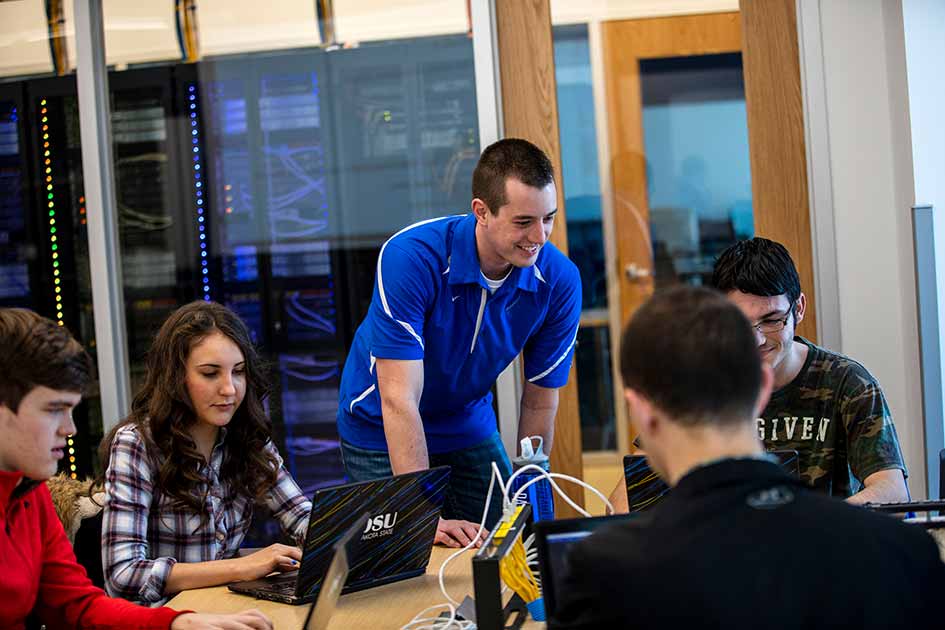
[623, 450, 801, 513]
[303, 514, 366, 630]
[298, 466, 451, 599]
[534, 514, 636, 623]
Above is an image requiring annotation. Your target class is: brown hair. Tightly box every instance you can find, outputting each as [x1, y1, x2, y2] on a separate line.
[620, 286, 762, 427]
[0, 308, 93, 412]
[98, 301, 278, 517]
[471, 138, 555, 215]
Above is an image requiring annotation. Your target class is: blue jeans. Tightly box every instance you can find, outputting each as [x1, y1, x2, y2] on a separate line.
[340, 432, 513, 530]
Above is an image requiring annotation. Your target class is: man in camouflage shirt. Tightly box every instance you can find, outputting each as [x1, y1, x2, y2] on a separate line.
[710, 237, 908, 502]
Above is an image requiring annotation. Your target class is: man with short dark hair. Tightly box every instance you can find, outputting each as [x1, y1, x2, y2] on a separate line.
[336, 138, 582, 546]
[711, 237, 907, 503]
[0, 308, 273, 630]
[554, 287, 944, 630]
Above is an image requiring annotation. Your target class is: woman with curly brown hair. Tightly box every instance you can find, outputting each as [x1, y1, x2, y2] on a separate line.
[99, 301, 312, 606]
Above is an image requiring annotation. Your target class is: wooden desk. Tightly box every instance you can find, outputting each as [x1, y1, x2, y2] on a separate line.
[168, 546, 543, 629]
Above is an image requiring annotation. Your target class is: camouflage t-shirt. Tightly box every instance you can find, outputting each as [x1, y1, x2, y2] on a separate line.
[757, 337, 906, 497]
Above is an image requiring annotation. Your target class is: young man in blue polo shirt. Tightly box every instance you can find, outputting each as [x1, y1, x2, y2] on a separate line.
[337, 139, 582, 547]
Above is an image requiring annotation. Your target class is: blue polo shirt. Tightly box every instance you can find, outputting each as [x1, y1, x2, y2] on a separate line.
[337, 213, 582, 453]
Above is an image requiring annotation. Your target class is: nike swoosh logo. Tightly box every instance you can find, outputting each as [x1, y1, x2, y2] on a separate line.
[452, 295, 460, 302]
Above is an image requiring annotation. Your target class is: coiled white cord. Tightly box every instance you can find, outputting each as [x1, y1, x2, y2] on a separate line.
[400, 459, 613, 629]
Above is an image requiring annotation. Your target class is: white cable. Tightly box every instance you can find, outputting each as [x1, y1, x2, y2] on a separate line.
[507, 464, 615, 517]
[402, 465, 499, 630]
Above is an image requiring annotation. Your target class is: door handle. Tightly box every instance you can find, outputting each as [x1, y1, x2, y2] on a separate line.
[624, 263, 651, 282]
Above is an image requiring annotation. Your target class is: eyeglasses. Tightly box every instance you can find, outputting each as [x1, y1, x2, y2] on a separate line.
[752, 315, 790, 335]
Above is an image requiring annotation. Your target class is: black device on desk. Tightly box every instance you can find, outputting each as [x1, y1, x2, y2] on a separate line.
[472, 504, 534, 630]
[229, 466, 450, 604]
[624, 449, 801, 513]
[533, 513, 637, 628]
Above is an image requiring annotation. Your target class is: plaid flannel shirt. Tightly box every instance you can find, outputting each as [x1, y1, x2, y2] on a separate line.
[102, 424, 311, 605]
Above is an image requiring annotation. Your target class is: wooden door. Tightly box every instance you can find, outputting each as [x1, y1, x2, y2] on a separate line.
[602, 12, 743, 330]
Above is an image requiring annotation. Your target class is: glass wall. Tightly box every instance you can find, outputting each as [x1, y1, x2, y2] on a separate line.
[0, 3, 479, 501]
[553, 24, 617, 453]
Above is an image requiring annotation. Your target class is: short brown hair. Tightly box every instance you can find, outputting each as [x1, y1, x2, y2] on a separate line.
[472, 138, 555, 214]
[620, 286, 762, 427]
[0, 308, 93, 412]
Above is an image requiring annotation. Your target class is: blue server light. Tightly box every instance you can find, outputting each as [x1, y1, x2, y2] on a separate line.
[188, 84, 212, 301]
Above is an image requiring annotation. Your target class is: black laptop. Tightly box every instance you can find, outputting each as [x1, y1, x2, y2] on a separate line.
[533, 514, 637, 627]
[229, 466, 450, 604]
[623, 449, 801, 513]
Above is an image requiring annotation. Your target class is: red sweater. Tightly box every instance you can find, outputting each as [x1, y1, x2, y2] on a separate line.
[0, 470, 185, 629]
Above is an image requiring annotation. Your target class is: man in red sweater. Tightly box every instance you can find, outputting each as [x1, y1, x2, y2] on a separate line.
[0, 308, 273, 630]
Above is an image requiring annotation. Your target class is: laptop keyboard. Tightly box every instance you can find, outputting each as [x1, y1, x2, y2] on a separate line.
[266, 575, 298, 594]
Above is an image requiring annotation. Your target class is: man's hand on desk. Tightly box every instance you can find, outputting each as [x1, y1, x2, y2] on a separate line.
[435, 517, 487, 549]
[171, 610, 273, 630]
[232, 543, 303, 581]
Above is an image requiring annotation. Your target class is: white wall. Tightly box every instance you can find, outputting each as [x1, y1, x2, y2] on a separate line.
[0, 1, 53, 77]
[802, 0, 927, 497]
[551, 0, 737, 24]
[902, 0, 945, 499]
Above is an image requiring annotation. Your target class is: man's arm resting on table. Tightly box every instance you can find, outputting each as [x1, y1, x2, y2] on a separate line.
[846, 468, 909, 505]
[375, 357, 484, 547]
[517, 382, 559, 454]
[376, 358, 428, 474]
